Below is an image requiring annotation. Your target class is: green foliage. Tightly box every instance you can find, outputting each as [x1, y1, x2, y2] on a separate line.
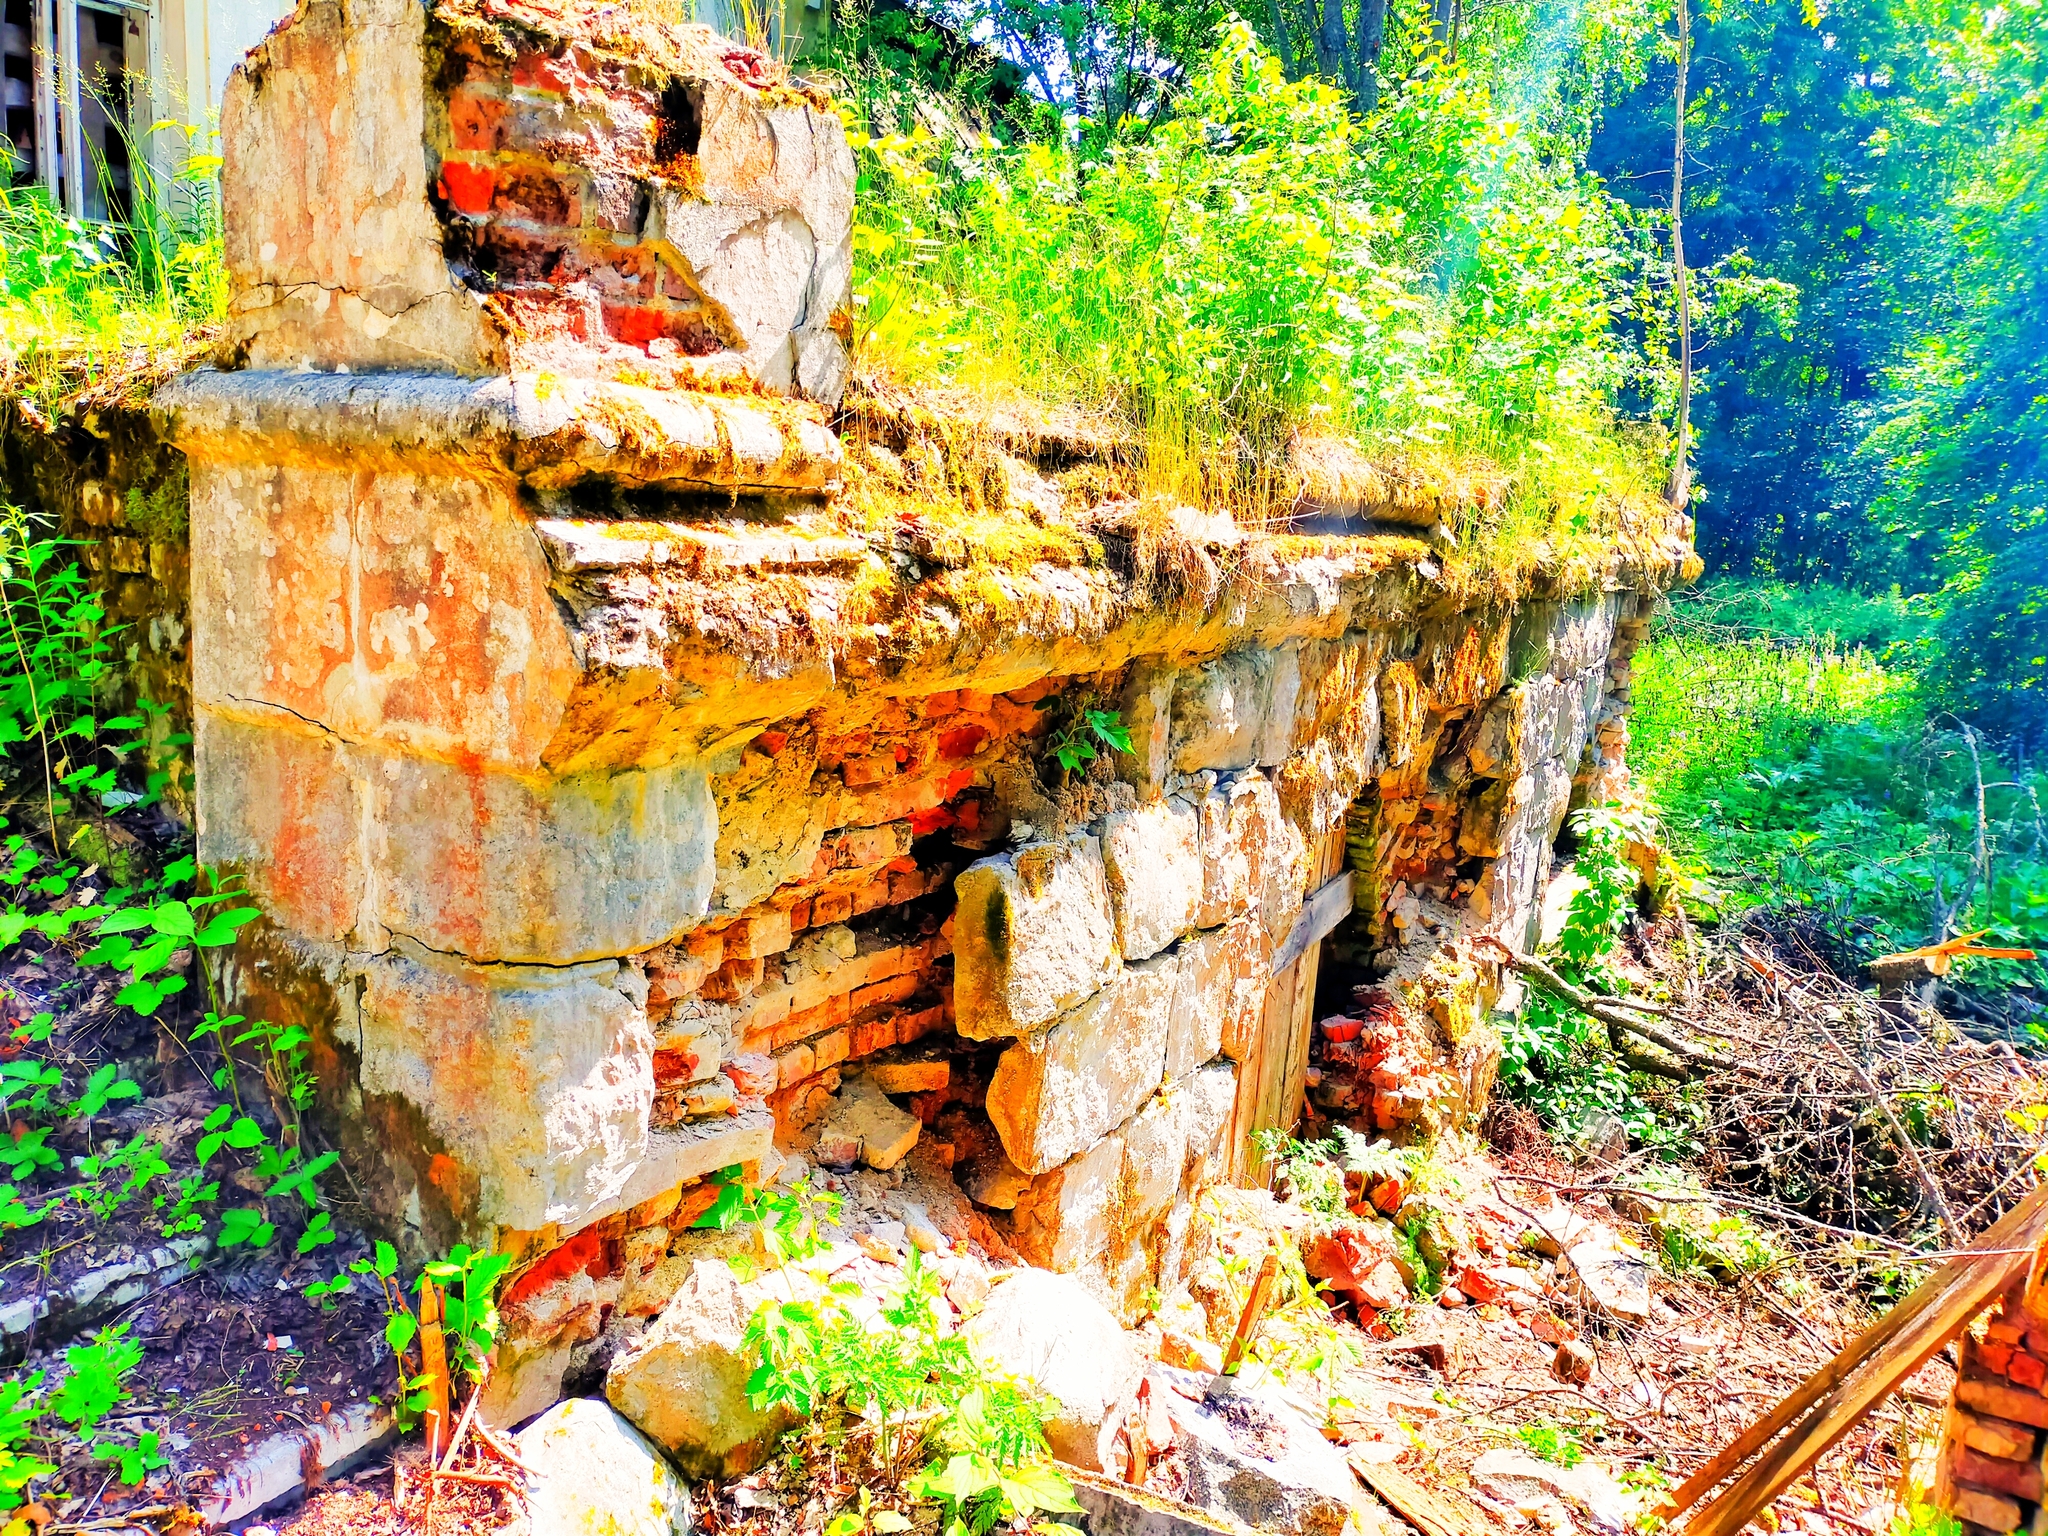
[0, 1325, 163, 1505]
[1632, 587, 2048, 985]
[694, 1164, 844, 1275]
[1892, 1504, 1964, 1536]
[0, 116, 227, 414]
[1515, 1420, 1587, 1466]
[853, 19, 1669, 535]
[1049, 707, 1133, 778]
[1500, 804, 1699, 1152]
[1592, 0, 2048, 741]
[744, 1252, 1077, 1523]
[345, 1240, 512, 1429]
[1657, 1207, 1779, 1281]
[0, 1373, 56, 1503]
[0, 506, 178, 858]
[1256, 1126, 1417, 1224]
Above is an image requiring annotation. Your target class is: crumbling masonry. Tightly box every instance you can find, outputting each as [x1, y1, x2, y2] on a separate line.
[144, 0, 1695, 1428]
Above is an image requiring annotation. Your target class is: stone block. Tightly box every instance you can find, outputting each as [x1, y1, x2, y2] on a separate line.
[189, 458, 579, 770]
[1115, 659, 1178, 799]
[1101, 797, 1202, 962]
[201, 713, 718, 963]
[986, 956, 1178, 1176]
[817, 1076, 922, 1170]
[195, 711, 363, 946]
[607, 1260, 801, 1479]
[1123, 1063, 1237, 1222]
[351, 941, 655, 1236]
[1171, 648, 1295, 773]
[1508, 595, 1621, 683]
[517, 1398, 693, 1536]
[1192, 783, 1252, 929]
[964, 1268, 1144, 1471]
[370, 751, 716, 964]
[1167, 918, 1264, 1077]
[953, 833, 1121, 1041]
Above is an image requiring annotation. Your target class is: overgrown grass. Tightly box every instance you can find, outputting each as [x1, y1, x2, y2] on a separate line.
[0, 120, 227, 416]
[848, 24, 1676, 560]
[1633, 581, 2048, 1006]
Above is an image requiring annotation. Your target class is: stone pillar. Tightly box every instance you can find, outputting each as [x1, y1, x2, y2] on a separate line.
[159, 0, 854, 1260]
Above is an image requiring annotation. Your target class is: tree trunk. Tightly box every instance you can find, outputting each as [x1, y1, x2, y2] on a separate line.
[1265, 0, 1299, 79]
[1665, 0, 1694, 509]
[1318, 0, 1348, 82]
[1431, 0, 1456, 51]
[1354, 0, 1388, 108]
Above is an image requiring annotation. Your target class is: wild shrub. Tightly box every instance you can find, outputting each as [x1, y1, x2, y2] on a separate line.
[852, 23, 1665, 536]
[744, 1251, 1079, 1530]
[1500, 804, 1699, 1151]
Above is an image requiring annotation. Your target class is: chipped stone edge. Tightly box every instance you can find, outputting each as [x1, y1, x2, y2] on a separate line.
[0, 1236, 211, 1354]
[152, 369, 843, 495]
[197, 1397, 394, 1528]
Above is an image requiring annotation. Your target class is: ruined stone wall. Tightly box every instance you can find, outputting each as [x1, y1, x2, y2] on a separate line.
[0, 0, 1701, 1437]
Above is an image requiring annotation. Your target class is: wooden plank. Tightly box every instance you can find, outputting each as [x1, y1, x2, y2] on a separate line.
[1679, 1185, 2048, 1536]
[1277, 940, 1321, 1138]
[1272, 872, 1356, 975]
[1667, 1182, 2048, 1522]
[1354, 1461, 1493, 1536]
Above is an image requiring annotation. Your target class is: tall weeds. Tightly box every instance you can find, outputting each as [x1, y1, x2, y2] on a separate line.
[0, 108, 227, 414]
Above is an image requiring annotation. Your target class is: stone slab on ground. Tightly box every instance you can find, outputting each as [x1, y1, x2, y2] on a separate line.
[1468, 1448, 1634, 1536]
[1170, 1375, 1377, 1536]
[965, 1268, 1144, 1471]
[517, 1397, 693, 1536]
[1061, 1465, 1242, 1536]
[195, 1399, 393, 1527]
[1559, 1235, 1653, 1324]
[607, 1259, 799, 1478]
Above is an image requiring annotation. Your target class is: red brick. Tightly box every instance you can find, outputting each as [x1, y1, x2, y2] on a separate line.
[896, 1004, 947, 1043]
[787, 898, 813, 932]
[853, 974, 919, 1014]
[843, 751, 895, 788]
[849, 876, 892, 917]
[768, 994, 851, 1052]
[1960, 1379, 2048, 1429]
[510, 48, 578, 93]
[1954, 1445, 2045, 1502]
[494, 164, 580, 225]
[1004, 678, 1059, 704]
[813, 1028, 850, 1070]
[1981, 1342, 2017, 1375]
[437, 160, 495, 215]
[701, 956, 764, 1002]
[447, 87, 510, 152]
[2010, 1352, 2046, 1390]
[937, 724, 988, 759]
[1987, 1320, 2026, 1347]
[725, 910, 793, 960]
[957, 690, 995, 711]
[810, 890, 854, 926]
[651, 1044, 703, 1088]
[775, 1044, 816, 1089]
[503, 1225, 615, 1311]
[2026, 1329, 2048, 1359]
[889, 868, 931, 903]
[920, 691, 959, 717]
[603, 302, 722, 352]
[850, 1012, 899, 1057]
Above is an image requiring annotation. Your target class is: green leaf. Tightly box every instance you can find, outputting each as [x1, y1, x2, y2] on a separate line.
[386, 1313, 419, 1353]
